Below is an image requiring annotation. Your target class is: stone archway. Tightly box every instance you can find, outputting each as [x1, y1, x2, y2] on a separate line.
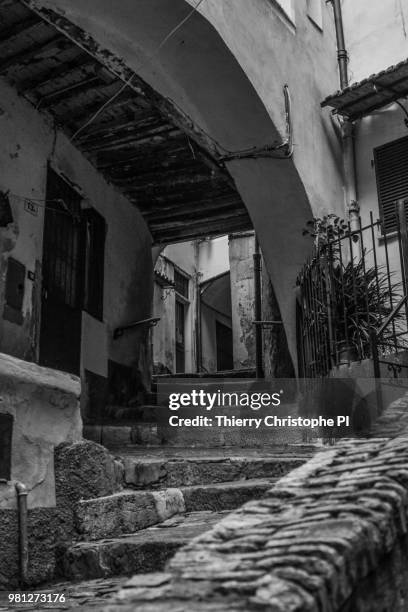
[24, 0, 344, 371]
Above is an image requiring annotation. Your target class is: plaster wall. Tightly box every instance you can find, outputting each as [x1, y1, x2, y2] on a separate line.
[229, 234, 256, 370]
[153, 253, 195, 374]
[152, 256, 177, 374]
[200, 302, 232, 373]
[0, 353, 81, 510]
[342, 0, 408, 84]
[0, 79, 153, 399]
[31, 0, 345, 371]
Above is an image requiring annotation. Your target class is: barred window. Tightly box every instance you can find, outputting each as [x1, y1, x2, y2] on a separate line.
[174, 269, 189, 299]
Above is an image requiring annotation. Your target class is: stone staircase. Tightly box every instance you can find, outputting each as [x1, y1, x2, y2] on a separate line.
[60, 448, 310, 582]
[4, 446, 316, 611]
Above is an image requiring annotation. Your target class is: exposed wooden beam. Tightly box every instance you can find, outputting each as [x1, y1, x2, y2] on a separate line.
[0, 14, 42, 42]
[149, 211, 251, 232]
[77, 116, 169, 147]
[0, 33, 68, 72]
[152, 217, 252, 244]
[73, 110, 156, 140]
[112, 162, 210, 186]
[80, 127, 182, 154]
[39, 75, 104, 108]
[66, 90, 136, 128]
[97, 145, 190, 172]
[21, 1, 221, 160]
[19, 54, 94, 92]
[142, 200, 243, 223]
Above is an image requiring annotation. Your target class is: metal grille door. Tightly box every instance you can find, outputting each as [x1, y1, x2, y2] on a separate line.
[39, 169, 84, 375]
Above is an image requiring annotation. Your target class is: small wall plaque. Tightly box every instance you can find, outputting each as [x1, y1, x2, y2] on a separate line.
[24, 200, 39, 216]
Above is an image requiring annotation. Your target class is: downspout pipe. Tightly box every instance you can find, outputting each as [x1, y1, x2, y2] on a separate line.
[253, 237, 264, 378]
[331, 0, 348, 89]
[15, 482, 29, 586]
[328, 0, 359, 230]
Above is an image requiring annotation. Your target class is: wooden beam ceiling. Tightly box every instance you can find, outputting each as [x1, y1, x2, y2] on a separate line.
[0, 1, 252, 243]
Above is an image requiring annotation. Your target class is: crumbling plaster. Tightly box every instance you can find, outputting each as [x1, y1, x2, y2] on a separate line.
[0, 352, 81, 509]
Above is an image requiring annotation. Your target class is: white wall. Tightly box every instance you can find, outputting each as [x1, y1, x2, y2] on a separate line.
[342, 0, 408, 84]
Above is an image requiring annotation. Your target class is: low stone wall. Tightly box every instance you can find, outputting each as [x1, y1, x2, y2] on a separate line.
[102, 394, 408, 611]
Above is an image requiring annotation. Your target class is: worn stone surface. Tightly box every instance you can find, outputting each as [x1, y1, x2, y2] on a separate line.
[63, 511, 228, 581]
[54, 441, 124, 548]
[77, 489, 185, 541]
[121, 455, 304, 489]
[181, 479, 274, 512]
[0, 507, 57, 589]
[0, 577, 128, 610]
[75, 479, 273, 541]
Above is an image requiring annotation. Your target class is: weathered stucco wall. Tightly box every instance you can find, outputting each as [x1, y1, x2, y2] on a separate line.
[0, 78, 153, 404]
[0, 352, 80, 509]
[30, 0, 345, 371]
[229, 233, 256, 370]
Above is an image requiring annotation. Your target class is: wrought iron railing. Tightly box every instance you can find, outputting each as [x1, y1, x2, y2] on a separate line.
[296, 202, 408, 379]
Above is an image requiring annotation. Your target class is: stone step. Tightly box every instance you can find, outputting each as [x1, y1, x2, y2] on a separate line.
[84, 416, 308, 448]
[118, 453, 305, 488]
[76, 479, 275, 541]
[63, 511, 228, 581]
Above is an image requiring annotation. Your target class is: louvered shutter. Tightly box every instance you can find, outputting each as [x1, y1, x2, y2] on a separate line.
[374, 135, 408, 234]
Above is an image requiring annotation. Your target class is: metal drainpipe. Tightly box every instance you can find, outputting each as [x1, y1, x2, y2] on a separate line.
[194, 240, 202, 373]
[15, 482, 29, 586]
[329, 0, 359, 230]
[253, 237, 264, 378]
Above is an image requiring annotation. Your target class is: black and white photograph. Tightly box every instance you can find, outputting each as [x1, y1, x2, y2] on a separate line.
[1, 0, 408, 610]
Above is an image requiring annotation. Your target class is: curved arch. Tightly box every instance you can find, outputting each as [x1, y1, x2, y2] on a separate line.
[30, 0, 326, 370]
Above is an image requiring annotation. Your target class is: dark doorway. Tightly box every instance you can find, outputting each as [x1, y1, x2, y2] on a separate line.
[175, 299, 186, 373]
[216, 321, 233, 371]
[39, 169, 84, 375]
[0, 413, 13, 481]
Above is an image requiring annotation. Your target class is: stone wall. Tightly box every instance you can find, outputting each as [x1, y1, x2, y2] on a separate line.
[102, 394, 408, 611]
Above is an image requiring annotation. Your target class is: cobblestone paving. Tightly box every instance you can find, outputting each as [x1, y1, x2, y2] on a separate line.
[0, 577, 126, 611]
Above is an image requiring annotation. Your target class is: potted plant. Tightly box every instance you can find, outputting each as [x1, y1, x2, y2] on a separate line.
[301, 215, 404, 364]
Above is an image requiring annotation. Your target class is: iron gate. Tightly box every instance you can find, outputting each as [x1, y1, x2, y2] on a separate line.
[297, 204, 408, 379]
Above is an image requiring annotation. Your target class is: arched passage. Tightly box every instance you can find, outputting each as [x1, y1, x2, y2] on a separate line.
[24, 0, 325, 370]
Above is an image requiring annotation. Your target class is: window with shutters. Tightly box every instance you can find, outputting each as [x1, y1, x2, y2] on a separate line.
[374, 135, 408, 234]
[174, 269, 189, 299]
